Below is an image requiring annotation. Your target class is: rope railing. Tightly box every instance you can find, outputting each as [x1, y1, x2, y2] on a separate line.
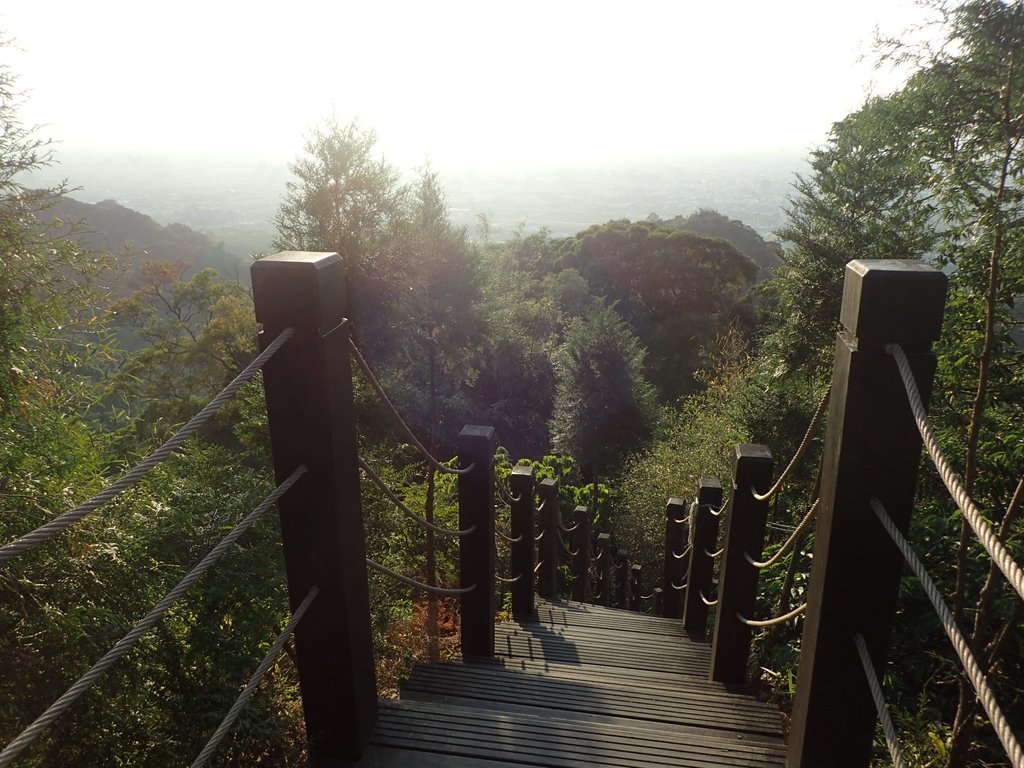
[496, 573, 523, 584]
[533, 560, 545, 574]
[0, 465, 306, 768]
[496, 528, 523, 544]
[752, 386, 831, 502]
[887, 343, 1024, 604]
[871, 498, 1023, 768]
[559, 521, 580, 533]
[496, 480, 523, 506]
[365, 558, 476, 596]
[853, 633, 909, 768]
[746, 499, 819, 570]
[672, 545, 692, 561]
[700, 590, 718, 607]
[534, 530, 546, 542]
[706, 547, 724, 558]
[348, 338, 473, 476]
[737, 602, 807, 628]
[670, 580, 687, 591]
[0, 327, 296, 565]
[190, 586, 319, 768]
[358, 457, 475, 538]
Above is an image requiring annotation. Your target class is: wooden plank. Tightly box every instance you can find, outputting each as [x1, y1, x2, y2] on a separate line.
[403, 663, 783, 740]
[372, 700, 786, 768]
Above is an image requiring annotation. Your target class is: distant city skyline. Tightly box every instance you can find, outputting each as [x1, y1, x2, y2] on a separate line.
[1, 1, 941, 173]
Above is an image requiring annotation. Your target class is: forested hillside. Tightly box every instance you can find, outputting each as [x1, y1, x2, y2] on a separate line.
[2, 1, 1022, 766]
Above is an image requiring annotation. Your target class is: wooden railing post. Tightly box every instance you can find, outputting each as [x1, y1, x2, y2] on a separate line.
[595, 532, 612, 606]
[662, 497, 688, 619]
[458, 425, 498, 657]
[571, 505, 591, 601]
[788, 260, 947, 768]
[252, 252, 376, 761]
[509, 465, 536, 618]
[630, 564, 643, 612]
[683, 478, 723, 634]
[710, 445, 773, 684]
[536, 478, 559, 600]
[615, 548, 630, 609]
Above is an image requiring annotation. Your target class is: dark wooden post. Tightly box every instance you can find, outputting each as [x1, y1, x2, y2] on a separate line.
[683, 478, 723, 634]
[458, 425, 498, 657]
[571, 505, 591, 602]
[788, 260, 947, 768]
[596, 532, 612, 606]
[710, 445, 773, 684]
[536, 478, 559, 600]
[615, 548, 630, 609]
[509, 465, 536, 618]
[252, 252, 376, 761]
[630, 565, 643, 612]
[662, 497, 688, 619]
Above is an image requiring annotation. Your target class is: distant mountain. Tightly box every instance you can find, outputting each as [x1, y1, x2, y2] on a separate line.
[45, 196, 250, 287]
[647, 208, 782, 277]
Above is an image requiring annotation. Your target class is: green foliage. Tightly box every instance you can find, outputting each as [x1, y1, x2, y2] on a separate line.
[556, 219, 758, 399]
[550, 304, 658, 480]
[612, 328, 751, 582]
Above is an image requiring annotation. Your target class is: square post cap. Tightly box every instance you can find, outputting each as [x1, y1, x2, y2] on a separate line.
[840, 260, 947, 350]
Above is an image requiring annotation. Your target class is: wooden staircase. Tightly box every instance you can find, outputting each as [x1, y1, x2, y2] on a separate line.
[359, 599, 786, 767]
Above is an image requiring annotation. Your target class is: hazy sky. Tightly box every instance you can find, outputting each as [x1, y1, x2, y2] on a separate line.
[2, 1, 934, 171]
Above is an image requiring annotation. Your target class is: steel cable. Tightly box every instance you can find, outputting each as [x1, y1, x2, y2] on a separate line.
[746, 499, 819, 570]
[348, 338, 473, 476]
[358, 457, 474, 537]
[0, 466, 306, 768]
[887, 343, 1024, 604]
[190, 586, 319, 768]
[871, 498, 1023, 768]
[365, 558, 476, 596]
[853, 633, 909, 768]
[0, 327, 295, 565]
[753, 386, 831, 501]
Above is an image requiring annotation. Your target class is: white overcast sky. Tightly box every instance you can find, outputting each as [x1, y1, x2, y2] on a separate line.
[1, 1, 936, 171]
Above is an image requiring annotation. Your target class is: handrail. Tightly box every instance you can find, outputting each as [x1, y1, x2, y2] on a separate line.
[358, 457, 475, 537]
[871, 498, 1023, 768]
[365, 558, 476, 596]
[745, 499, 819, 569]
[190, 586, 320, 768]
[0, 327, 296, 565]
[752, 386, 831, 502]
[887, 343, 1024, 603]
[853, 633, 908, 768]
[0, 466, 306, 768]
[348, 337, 473, 476]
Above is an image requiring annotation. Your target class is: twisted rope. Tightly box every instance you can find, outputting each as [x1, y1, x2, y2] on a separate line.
[348, 338, 473, 476]
[672, 545, 692, 561]
[365, 558, 476, 596]
[0, 328, 295, 565]
[853, 633, 908, 768]
[888, 343, 1024, 604]
[737, 602, 807, 628]
[496, 573, 523, 584]
[746, 499, 820, 570]
[706, 547, 724, 558]
[871, 498, 1023, 768]
[496, 481, 523, 506]
[534, 530, 546, 542]
[0, 466, 305, 768]
[670, 580, 687, 591]
[700, 590, 718, 606]
[496, 528, 523, 544]
[358, 458, 474, 537]
[534, 560, 545, 574]
[753, 386, 831, 501]
[190, 586, 319, 768]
